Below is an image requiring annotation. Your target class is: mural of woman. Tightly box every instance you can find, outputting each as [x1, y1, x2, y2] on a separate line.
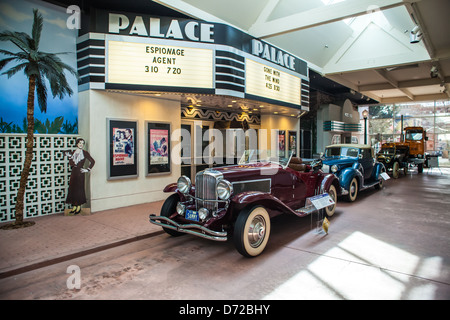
[65, 138, 95, 215]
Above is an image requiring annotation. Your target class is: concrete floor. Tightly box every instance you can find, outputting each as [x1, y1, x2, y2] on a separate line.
[0, 167, 449, 300]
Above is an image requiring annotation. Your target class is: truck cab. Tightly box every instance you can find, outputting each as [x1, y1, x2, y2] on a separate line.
[403, 126, 427, 172]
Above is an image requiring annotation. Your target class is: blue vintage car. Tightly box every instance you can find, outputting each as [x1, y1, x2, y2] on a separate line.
[321, 144, 386, 202]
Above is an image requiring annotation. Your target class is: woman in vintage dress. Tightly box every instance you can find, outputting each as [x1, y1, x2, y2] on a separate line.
[65, 138, 95, 214]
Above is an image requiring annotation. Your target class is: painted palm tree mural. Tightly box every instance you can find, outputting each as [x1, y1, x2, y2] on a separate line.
[0, 0, 78, 132]
[0, 8, 78, 228]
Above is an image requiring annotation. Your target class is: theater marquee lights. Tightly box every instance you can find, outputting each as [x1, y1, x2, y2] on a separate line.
[79, 10, 310, 110]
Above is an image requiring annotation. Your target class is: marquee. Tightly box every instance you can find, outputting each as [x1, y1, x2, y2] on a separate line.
[77, 10, 310, 111]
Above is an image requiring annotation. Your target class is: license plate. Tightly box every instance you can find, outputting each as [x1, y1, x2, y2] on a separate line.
[185, 209, 199, 222]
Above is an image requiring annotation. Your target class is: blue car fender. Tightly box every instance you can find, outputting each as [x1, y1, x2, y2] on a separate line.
[371, 162, 386, 180]
[339, 167, 363, 191]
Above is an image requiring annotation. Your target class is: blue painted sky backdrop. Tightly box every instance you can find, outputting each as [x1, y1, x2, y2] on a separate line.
[0, 0, 78, 131]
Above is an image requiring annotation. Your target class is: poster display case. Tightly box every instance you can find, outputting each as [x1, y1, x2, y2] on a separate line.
[107, 118, 138, 180]
[146, 121, 171, 175]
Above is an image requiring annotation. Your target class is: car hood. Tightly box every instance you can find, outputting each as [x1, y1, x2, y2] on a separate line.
[322, 157, 357, 166]
[199, 162, 282, 183]
[377, 153, 394, 158]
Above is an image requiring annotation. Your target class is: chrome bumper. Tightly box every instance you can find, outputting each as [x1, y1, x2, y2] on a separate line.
[149, 214, 227, 242]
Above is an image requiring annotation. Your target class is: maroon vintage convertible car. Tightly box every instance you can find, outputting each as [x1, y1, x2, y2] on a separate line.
[149, 151, 341, 257]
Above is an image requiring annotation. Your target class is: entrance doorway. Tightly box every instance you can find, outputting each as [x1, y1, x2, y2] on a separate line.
[180, 121, 213, 180]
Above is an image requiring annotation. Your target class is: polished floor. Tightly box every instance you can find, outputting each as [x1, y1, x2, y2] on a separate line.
[0, 167, 449, 299]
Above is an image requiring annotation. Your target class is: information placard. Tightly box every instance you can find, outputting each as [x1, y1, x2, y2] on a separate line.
[107, 40, 214, 88]
[308, 193, 335, 210]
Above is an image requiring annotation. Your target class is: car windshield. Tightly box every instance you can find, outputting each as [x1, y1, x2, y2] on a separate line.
[405, 129, 423, 141]
[238, 149, 293, 167]
[324, 146, 359, 158]
[379, 147, 395, 155]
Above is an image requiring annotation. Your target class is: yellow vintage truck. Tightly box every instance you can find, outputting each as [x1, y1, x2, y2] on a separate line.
[402, 126, 427, 173]
[377, 127, 427, 175]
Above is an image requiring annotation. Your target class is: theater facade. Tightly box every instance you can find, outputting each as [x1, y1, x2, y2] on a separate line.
[77, 9, 310, 212]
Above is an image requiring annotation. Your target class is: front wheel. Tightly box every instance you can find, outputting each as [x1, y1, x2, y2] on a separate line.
[392, 161, 399, 179]
[346, 177, 358, 202]
[233, 206, 271, 257]
[324, 184, 337, 218]
[160, 194, 185, 237]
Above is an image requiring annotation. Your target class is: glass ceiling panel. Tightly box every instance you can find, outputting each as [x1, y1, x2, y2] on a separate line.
[268, 0, 340, 20]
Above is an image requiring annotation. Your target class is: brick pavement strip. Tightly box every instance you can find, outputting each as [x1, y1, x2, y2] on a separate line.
[0, 201, 164, 278]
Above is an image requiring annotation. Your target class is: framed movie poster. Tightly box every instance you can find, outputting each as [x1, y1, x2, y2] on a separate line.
[107, 118, 138, 180]
[278, 130, 286, 157]
[146, 121, 171, 175]
[288, 131, 297, 156]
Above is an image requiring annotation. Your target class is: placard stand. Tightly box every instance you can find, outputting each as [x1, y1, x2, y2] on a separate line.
[306, 193, 334, 235]
[311, 209, 328, 235]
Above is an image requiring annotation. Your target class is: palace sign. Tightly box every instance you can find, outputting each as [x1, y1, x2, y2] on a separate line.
[79, 10, 309, 110]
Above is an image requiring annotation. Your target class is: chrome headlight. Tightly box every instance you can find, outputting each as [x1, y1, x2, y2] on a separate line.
[199, 207, 209, 220]
[217, 179, 233, 200]
[176, 202, 185, 215]
[331, 165, 338, 173]
[177, 175, 191, 194]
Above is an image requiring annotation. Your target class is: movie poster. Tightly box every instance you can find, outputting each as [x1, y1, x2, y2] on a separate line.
[113, 127, 134, 165]
[278, 130, 286, 157]
[289, 131, 297, 156]
[108, 119, 138, 180]
[150, 129, 169, 165]
[147, 122, 171, 175]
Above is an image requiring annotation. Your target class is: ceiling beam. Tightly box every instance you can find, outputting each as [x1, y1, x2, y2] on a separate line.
[359, 76, 450, 91]
[325, 74, 381, 103]
[248, 0, 420, 38]
[253, 0, 280, 26]
[373, 69, 415, 100]
[379, 93, 449, 104]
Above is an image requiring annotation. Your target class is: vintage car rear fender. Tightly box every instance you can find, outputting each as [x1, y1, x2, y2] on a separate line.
[371, 162, 386, 180]
[230, 191, 296, 216]
[339, 167, 363, 190]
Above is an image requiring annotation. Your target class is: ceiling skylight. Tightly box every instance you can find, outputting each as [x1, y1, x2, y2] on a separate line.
[321, 0, 346, 5]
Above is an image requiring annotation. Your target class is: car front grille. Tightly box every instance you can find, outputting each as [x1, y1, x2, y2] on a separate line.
[195, 170, 218, 211]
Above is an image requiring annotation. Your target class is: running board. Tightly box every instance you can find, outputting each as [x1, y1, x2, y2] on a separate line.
[293, 193, 336, 218]
[359, 180, 381, 191]
[293, 205, 317, 217]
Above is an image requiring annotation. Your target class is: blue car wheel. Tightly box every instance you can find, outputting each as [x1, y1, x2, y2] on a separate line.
[347, 177, 358, 202]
